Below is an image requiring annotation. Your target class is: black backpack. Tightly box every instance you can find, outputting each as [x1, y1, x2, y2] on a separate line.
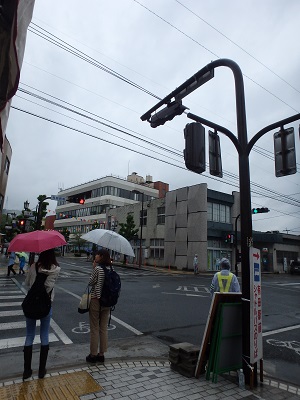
[22, 264, 52, 319]
[100, 265, 121, 308]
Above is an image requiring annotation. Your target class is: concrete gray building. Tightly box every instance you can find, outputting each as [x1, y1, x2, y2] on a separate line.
[107, 183, 300, 273]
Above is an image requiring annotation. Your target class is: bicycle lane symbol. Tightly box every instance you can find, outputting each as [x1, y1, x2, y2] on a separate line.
[72, 322, 116, 334]
[266, 339, 300, 356]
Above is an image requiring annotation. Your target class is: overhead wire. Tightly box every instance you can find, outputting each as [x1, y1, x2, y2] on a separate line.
[132, 0, 299, 114]
[13, 89, 300, 209]
[18, 18, 300, 215]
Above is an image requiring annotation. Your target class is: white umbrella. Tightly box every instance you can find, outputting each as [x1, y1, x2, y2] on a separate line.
[81, 229, 135, 257]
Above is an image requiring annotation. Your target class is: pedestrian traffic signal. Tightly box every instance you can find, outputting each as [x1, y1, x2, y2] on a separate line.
[252, 207, 269, 214]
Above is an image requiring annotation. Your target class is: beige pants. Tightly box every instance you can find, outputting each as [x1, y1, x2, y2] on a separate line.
[89, 298, 110, 355]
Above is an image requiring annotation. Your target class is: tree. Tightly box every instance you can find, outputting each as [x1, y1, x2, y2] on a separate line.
[34, 195, 49, 230]
[118, 214, 138, 241]
[118, 214, 138, 264]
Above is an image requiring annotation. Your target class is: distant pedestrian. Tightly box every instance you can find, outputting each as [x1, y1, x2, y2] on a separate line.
[7, 252, 17, 276]
[17, 252, 26, 274]
[210, 258, 240, 295]
[193, 254, 199, 275]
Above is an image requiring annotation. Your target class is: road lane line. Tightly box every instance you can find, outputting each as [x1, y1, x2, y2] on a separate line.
[50, 319, 73, 344]
[56, 284, 143, 336]
[263, 324, 300, 337]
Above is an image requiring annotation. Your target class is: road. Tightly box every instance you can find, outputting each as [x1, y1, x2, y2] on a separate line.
[0, 256, 299, 385]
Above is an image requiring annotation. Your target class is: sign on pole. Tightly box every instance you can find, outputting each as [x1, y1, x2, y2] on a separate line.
[249, 247, 263, 363]
[51, 195, 65, 201]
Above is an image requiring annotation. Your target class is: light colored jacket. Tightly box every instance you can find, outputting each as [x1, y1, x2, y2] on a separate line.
[24, 263, 61, 301]
[210, 269, 240, 296]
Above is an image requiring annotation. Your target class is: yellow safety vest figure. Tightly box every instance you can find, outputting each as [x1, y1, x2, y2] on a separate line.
[210, 258, 240, 295]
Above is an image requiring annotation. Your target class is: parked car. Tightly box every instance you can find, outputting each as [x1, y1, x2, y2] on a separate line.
[290, 260, 300, 274]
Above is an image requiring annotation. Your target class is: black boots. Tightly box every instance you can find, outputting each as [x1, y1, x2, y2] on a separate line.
[23, 345, 49, 380]
[23, 345, 33, 380]
[38, 345, 49, 379]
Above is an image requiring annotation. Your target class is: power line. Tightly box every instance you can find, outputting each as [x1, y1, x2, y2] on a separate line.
[132, 0, 299, 114]
[175, 0, 300, 96]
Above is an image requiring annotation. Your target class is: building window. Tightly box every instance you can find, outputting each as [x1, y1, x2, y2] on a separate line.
[140, 209, 147, 226]
[208, 202, 231, 223]
[150, 238, 164, 259]
[157, 206, 165, 224]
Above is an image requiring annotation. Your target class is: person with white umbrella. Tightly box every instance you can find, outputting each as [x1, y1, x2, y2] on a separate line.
[86, 249, 111, 364]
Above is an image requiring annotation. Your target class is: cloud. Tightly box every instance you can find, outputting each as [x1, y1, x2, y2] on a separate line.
[4, 0, 300, 234]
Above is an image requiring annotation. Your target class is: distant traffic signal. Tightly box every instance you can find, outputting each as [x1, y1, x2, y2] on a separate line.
[225, 233, 234, 244]
[68, 197, 85, 204]
[252, 207, 269, 214]
[19, 220, 25, 227]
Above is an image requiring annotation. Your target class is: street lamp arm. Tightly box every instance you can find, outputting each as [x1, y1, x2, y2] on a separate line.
[247, 112, 300, 155]
[187, 112, 241, 153]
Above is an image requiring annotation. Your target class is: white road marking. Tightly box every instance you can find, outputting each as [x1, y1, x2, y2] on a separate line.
[0, 302, 22, 307]
[263, 324, 300, 337]
[0, 310, 23, 317]
[0, 321, 39, 330]
[50, 319, 73, 344]
[56, 284, 143, 336]
[162, 292, 208, 297]
[0, 333, 59, 350]
[0, 295, 24, 299]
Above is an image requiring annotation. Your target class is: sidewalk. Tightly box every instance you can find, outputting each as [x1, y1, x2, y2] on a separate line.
[0, 256, 299, 399]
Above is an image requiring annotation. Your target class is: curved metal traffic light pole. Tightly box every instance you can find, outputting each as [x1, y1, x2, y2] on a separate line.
[141, 58, 300, 386]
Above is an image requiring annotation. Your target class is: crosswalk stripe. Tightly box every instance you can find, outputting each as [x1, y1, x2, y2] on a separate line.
[0, 310, 23, 317]
[0, 302, 22, 307]
[0, 321, 40, 330]
[0, 333, 59, 350]
[0, 295, 24, 299]
[0, 290, 22, 294]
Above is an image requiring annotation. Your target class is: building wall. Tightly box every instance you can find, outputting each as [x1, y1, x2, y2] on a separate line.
[165, 183, 208, 271]
[0, 136, 12, 212]
[54, 174, 161, 234]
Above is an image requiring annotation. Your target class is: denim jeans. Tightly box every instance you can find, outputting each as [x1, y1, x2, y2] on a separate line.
[25, 308, 52, 346]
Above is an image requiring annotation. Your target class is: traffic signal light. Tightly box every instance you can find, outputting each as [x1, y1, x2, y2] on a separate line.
[19, 220, 25, 227]
[68, 197, 85, 204]
[150, 101, 187, 128]
[183, 122, 206, 174]
[225, 233, 234, 243]
[252, 207, 269, 214]
[209, 130, 223, 177]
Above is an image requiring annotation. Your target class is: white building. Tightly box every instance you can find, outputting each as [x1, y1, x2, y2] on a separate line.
[54, 173, 169, 234]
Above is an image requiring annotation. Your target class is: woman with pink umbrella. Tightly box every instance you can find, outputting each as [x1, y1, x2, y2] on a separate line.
[8, 230, 66, 380]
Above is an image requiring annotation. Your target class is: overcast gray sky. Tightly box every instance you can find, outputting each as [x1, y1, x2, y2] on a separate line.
[5, 0, 300, 234]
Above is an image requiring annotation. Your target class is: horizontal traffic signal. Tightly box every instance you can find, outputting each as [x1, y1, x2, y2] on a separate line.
[67, 197, 85, 204]
[252, 207, 269, 214]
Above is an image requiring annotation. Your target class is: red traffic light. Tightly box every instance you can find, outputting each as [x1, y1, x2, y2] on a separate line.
[79, 199, 85, 204]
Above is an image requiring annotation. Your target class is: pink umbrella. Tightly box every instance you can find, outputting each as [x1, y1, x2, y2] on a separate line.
[8, 230, 67, 253]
